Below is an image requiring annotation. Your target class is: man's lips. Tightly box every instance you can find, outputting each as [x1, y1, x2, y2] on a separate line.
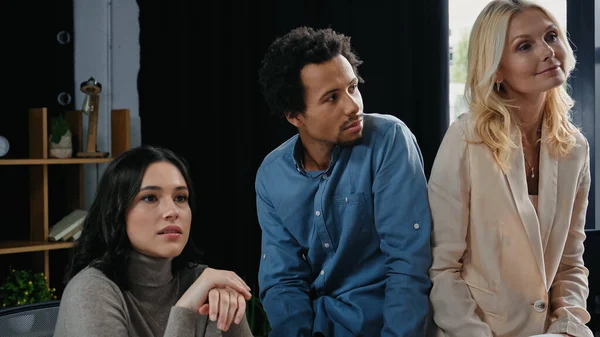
[344, 120, 362, 130]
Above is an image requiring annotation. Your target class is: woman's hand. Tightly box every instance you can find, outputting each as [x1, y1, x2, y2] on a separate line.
[198, 287, 247, 331]
[176, 268, 251, 313]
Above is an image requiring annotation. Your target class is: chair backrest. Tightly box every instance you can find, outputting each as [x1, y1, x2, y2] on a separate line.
[0, 300, 60, 337]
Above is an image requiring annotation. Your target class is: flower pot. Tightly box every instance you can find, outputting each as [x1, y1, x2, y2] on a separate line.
[49, 130, 73, 158]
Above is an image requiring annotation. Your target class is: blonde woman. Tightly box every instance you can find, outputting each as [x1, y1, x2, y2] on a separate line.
[428, 1, 592, 336]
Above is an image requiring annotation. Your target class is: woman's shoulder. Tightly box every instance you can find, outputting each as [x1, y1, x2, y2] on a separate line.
[63, 266, 122, 300]
[443, 112, 479, 144]
[569, 126, 590, 162]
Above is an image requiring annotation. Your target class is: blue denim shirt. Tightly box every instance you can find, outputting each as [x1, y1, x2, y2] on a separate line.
[256, 113, 432, 337]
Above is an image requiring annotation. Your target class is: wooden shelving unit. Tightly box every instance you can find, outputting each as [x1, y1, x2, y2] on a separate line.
[0, 241, 76, 255]
[0, 158, 113, 166]
[0, 107, 130, 285]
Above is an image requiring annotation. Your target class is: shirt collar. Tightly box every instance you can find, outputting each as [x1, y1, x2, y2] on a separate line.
[292, 137, 340, 177]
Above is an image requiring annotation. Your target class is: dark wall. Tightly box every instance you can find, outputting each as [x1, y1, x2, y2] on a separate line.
[137, 0, 449, 290]
[0, 0, 74, 284]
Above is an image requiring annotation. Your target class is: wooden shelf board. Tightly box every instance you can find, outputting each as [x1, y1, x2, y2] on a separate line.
[0, 241, 76, 254]
[0, 158, 112, 166]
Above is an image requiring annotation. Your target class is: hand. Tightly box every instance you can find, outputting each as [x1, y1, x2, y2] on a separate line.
[198, 287, 247, 331]
[176, 268, 251, 312]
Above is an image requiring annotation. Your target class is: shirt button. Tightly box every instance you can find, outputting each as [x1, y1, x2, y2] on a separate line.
[315, 210, 321, 216]
[322, 174, 328, 179]
[320, 270, 325, 276]
[262, 254, 267, 260]
[413, 223, 420, 230]
[533, 300, 546, 312]
[324, 243, 330, 249]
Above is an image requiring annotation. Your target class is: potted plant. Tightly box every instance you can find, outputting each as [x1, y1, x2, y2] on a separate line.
[49, 113, 72, 158]
[0, 267, 57, 332]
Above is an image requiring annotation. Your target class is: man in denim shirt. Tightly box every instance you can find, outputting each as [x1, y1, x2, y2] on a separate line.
[256, 26, 432, 337]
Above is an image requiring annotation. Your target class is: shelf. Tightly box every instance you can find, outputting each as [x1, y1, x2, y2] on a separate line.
[0, 241, 76, 255]
[0, 158, 113, 166]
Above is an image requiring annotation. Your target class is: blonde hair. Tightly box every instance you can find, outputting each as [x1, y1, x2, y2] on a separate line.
[464, 0, 578, 173]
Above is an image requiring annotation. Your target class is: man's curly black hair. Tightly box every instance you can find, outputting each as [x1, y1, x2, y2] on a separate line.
[258, 26, 364, 119]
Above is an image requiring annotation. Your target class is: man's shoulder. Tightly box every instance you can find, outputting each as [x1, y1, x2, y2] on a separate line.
[364, 113, 405, 128]
[363, 113, 413, 142]
[257, 134, 298, 174]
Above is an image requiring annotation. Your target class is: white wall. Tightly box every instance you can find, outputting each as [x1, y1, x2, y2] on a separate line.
[74, 0, 141, 208]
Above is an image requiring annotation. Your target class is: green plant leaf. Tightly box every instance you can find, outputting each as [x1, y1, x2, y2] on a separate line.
[50, 114, 69, 143]
[0, 266, 56, 308]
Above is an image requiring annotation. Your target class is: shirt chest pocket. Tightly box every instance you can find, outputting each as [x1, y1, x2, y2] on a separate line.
[333, 193, 373, 240]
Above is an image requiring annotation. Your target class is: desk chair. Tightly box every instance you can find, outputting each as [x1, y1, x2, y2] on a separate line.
[0, 300, 60, 337]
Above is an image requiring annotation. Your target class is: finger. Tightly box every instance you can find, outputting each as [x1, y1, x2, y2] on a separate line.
[218, 290, 231, 330]
[225, 291, 239, 330]
[225, 283, 252, 301]
[222, 278, 251, 300]
[198, 303, 210, 315]
[208, 289, 220, 322]
[234, 293, 246, 324]
[227, 271, 251, 291]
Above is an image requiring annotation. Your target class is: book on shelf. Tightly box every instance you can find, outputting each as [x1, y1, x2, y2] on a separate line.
[49, 209, 87, 241]
[71, 228, 82, 241]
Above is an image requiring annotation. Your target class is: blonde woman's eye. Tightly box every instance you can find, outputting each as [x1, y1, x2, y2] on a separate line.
[546, 32, 558, 42]
[517, 43, 531, 52]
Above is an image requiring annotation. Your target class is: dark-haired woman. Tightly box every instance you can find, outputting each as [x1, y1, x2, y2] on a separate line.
[54, 145, 253, 337]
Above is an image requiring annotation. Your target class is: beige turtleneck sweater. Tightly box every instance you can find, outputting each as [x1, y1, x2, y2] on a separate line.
[53, 251, 253, 337]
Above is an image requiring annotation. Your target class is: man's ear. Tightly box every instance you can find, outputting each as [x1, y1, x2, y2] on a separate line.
[285, 112, 303, 128]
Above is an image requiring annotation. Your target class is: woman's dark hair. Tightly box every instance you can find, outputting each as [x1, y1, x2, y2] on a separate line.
[65, 145, 200, 289]
[258, 26, 364, 119]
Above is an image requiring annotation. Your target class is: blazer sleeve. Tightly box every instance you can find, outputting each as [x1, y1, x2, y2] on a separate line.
[427, 121, 493, 337]
[546, 138, 593, 337]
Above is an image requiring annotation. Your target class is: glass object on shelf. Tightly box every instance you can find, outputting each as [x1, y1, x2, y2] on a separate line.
[0, 135, 9, 157]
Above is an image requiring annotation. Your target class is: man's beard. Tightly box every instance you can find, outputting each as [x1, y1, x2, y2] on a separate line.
[336, 136, 363, 148]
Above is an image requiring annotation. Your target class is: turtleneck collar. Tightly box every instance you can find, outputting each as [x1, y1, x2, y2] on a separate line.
[127, 249, 174, 287]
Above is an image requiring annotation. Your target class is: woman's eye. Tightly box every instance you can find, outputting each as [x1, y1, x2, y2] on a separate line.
[141, 195, 157, 202]
[175, 195, 188, 203]
[546, 32, 558, 42]
[517, 43, 531, 52]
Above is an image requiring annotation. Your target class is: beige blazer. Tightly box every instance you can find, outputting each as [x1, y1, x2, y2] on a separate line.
[427, 113, 592, 337]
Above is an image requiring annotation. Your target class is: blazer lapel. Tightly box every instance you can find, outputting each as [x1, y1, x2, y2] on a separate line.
[538, 128, 558, 251]
[538, 128, 558, 289]
[504, 125, 547, 287]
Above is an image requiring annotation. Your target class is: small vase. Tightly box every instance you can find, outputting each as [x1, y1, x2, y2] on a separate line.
[49, 130, 73, 158]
